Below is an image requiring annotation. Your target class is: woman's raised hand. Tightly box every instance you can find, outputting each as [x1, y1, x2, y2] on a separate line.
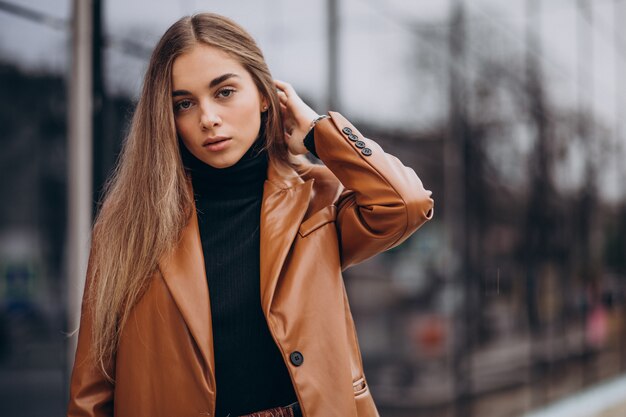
[274, 79, 319, 155]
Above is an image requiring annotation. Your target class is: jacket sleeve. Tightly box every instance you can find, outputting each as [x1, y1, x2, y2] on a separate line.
[312, 111, 434, 270]
[67, 250, 115, 417]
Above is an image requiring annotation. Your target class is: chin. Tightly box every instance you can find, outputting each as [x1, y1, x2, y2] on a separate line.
[207, 161, 234, 169]
[203, 153, 240, 169]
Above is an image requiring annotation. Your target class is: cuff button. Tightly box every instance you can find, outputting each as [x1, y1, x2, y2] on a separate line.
[361, 148, 372, 156]
[342, 127, 353, 135]
[355, 140, 366, 149]
[348, 134, 359, 142]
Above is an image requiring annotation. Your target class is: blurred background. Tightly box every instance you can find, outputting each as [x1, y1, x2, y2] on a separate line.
[1, 0, 625, 416]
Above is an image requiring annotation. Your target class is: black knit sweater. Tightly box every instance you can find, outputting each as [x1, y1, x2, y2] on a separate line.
[179, 123, 317, 416]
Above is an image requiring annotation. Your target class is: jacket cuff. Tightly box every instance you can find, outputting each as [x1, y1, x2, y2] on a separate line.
[303, 127, 319, 158]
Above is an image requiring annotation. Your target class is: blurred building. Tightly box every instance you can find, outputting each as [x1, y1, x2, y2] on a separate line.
[1, 1, 625, 416]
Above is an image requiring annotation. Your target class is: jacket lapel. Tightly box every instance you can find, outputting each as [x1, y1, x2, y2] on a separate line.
[156, 157, 312, 384]
[157, 186, 215, 386]
[260, 158, 313, 313]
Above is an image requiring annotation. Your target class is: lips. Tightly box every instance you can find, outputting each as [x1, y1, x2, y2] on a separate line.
[202, 136, 231, 147]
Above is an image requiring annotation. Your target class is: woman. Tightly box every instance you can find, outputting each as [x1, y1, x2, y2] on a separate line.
[68, 12, 434, 417]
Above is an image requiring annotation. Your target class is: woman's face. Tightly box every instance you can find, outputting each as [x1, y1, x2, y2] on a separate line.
[172, 43, 267, 169]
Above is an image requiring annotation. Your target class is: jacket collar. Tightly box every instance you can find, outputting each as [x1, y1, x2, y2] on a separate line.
[157, 156, 313, 381]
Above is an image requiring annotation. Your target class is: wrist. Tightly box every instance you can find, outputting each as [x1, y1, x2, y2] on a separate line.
[297, 108, 319, 131]
[309, 114, 330, 130]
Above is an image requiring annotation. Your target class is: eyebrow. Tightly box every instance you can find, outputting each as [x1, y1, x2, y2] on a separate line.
[172, 73, 240, 97]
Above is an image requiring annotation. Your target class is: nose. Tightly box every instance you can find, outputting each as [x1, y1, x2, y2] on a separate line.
[199, 101, 221, 129]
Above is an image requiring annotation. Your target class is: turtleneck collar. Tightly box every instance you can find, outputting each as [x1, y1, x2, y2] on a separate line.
[180, 118, 269, 198]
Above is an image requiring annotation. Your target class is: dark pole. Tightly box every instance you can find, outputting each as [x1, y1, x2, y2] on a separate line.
[615, 0, 626, 374]
[92, 0, 105, 213]
[327, 0, 340, 111]
[447, 1, 471, 416]
[577, 0, 595, 388]
[524, 0, 548, 406]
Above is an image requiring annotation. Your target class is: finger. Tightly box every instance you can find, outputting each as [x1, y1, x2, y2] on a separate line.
[276, 89, 289, 103]
[273, 80, 286, 95]
[279, 103, 291, 120]
[274, 79, 294, 97]
[274, 79, 288, 89]
[279, 106, 293, 130]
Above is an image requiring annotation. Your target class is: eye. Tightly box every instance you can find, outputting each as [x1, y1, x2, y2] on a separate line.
[174, 99, 193, 112]
[216, 87, 235, 99]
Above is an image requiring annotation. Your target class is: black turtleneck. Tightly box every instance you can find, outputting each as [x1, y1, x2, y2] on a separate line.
[180, 120, 318, 417]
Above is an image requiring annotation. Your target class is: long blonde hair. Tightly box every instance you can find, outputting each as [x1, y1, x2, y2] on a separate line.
[86, 13, 299, 380]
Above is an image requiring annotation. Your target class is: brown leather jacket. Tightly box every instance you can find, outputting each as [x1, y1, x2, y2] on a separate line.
[68, 112, 434, 417]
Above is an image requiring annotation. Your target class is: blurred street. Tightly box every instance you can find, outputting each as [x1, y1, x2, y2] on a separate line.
[521, 374, 626, 417]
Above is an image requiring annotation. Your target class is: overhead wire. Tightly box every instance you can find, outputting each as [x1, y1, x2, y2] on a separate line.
[0, 0, 152, 60]
[0, 0, 66, 31]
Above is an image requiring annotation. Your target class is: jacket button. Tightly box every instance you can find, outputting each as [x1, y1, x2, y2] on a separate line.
[290, 351, 304, 366]
[355, 140, 366, 149]
[361, 148, 372, 156]
[348, 133, 359, 142]
[342, 127, 352, 135]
